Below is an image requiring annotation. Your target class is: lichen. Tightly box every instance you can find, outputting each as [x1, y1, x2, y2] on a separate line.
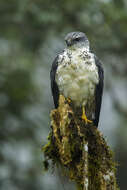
[42, 95, 119, 190]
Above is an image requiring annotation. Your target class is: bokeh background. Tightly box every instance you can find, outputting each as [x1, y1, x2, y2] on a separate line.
[0, 0, 127, 189]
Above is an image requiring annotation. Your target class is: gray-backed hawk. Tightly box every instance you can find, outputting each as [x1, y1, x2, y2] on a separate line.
[50, 31, 104, 127]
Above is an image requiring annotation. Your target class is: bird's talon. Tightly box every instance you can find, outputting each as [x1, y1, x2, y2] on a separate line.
[82, 106, 92, 124]
[67, 98, 71, 103]
[82, 115, 92, 124]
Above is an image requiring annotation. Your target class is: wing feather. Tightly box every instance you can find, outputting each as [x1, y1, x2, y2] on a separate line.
[94, 55, 104, 127]
[50, 56, 59, 108]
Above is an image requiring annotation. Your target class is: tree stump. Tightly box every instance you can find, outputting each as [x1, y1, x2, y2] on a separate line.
[43, 95, 119, 190]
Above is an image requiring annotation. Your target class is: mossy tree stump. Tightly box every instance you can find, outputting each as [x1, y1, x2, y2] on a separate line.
[43, 95, 119, 190]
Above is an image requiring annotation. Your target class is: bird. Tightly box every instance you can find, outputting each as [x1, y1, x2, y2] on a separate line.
[50, 31, 104, 127]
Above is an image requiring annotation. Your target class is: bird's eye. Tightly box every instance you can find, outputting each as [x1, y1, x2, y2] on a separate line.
[75, 38, 80, 42]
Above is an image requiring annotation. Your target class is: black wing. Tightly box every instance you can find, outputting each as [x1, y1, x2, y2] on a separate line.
[94, 55, 104, 127]
[50, 56, 59, 108]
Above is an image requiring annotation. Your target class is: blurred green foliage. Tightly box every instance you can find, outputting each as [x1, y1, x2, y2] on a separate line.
[0, 0, 127, 189]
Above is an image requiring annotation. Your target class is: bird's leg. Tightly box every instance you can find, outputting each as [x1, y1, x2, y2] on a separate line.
[67, 97, 71, 103]
[82, 106, 92, 124]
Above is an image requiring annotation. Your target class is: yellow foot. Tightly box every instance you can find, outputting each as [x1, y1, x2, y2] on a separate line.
[67, 98, 71, 103]
[82, 106, 92, 124]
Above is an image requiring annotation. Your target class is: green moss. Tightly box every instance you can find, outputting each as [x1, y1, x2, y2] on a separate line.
[42, 95, 119, 190]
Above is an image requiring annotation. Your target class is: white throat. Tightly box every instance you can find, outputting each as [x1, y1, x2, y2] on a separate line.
[69, 44, 90, 52]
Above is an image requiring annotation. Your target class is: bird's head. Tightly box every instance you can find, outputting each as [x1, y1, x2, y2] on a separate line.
[65, 31, 90, 50]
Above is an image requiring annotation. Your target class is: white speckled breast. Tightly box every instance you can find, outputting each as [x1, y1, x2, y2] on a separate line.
[55, 48, 99, 107]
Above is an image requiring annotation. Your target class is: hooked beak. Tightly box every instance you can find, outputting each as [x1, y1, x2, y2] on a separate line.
[66, 39, 71, 46]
